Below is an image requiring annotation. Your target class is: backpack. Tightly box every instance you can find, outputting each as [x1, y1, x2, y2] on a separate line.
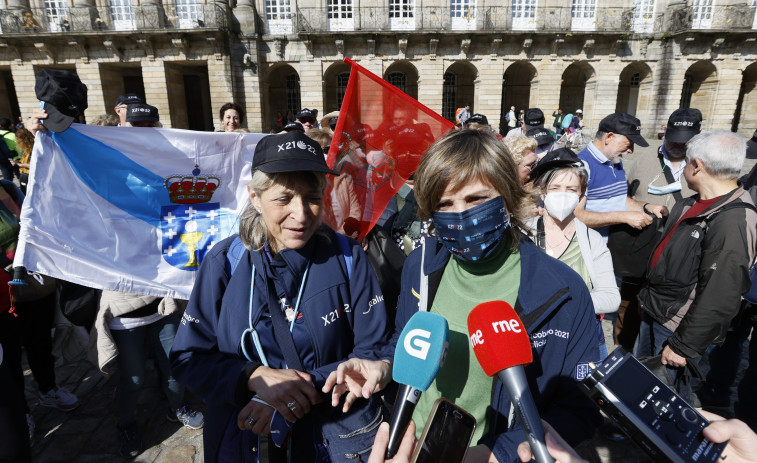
[505, 112, 511, 123]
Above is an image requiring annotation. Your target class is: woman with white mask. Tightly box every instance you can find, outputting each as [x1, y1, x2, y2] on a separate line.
[527, 148, 620, 359]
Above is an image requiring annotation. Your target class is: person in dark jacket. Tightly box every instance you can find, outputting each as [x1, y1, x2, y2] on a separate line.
[635, 130, 757, 404]
[330, 130, 601, 463]
[170, 131, 392, 463]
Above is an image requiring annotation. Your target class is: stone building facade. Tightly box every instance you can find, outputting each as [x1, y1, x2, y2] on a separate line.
[0, 0, 755, 138]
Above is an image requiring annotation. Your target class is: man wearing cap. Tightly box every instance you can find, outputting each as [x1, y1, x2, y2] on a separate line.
[526, 126, 555, 157]
[125, 103, 161, 128]
[278, 121, 305, 134]
[465, 113, 494, 134]
[635, 130, 757, 404]
[612, 109, 702, 351]
[573, 112, 668, 238]
[296, 108, 317, 133]
[506, 107, 546, 139]
[114, 93, 144, 127]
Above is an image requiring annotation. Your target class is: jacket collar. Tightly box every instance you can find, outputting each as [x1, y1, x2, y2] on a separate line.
[420, 236, 572, 330]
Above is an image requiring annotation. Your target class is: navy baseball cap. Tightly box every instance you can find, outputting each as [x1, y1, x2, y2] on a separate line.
[598, 113, 649, 147]
[281, 121, 305, 133]
[529, 147, 582, 181]
[115, 93, 144, 107]
[253, 131, 337, 175]
[665, 108, 702, 144]
[126, 103, 159, 123]
[296, 108, 317, 122]
[524, 108, 545, 127]
[466, 113, 489, 125]
[34, 69, 88, 133]
[526, 126, 554, 147]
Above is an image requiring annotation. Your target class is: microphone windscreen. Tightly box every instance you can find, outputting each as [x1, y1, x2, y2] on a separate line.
[467, 300, 532, 377]
[393, 311, 450, 391]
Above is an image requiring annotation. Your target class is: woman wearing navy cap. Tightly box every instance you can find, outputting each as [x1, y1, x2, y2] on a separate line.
[170, 131, 392, 463]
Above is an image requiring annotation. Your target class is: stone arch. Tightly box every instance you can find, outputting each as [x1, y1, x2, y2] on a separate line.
[322, 61, 351, 114]
[264, 63, 300, 132]
[559, 61, 596, 117]
[732, 62, 757, 136]
[383, 60, 419, 100]
[615, 62, 653, 119]
[680, 60, 718, 129]
[442, 60, 478, 122]
[501, 61, 537, 132]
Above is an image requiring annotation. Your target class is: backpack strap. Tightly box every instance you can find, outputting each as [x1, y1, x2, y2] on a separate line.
[336, 232, 352, 279]
[225, 235, 245, 276]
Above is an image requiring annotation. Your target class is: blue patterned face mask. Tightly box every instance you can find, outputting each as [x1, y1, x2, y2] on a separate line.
[432, 196, 511, 262]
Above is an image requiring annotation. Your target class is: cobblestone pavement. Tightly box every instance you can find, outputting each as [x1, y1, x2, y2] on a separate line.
[24, 140, 752, 463]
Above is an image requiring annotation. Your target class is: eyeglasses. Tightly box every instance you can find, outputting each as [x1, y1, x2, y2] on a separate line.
[522, 160, 538, 171]
[299, 117, 316, 125]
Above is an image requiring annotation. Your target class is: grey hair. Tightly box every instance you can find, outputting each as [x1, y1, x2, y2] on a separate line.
[533, 165, 589, 196]
[239, 170, 328, 250]
[594, 130, 607, 141]
[685, 130, 745, 180]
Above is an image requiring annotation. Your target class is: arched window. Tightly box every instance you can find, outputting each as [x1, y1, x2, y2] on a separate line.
[336, 72, 350, 108]
[387, 72, 407, 93]
[287, 74, 301, 116]
[442, 73, 457, 122]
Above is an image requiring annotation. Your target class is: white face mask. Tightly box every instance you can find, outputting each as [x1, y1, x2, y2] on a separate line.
[544, 192, 580, 222]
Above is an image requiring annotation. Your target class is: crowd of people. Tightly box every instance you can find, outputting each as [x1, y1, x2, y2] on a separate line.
[2, 67, 757, 463]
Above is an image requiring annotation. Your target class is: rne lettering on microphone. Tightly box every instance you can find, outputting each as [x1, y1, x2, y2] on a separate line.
[492, 319, 521, 333]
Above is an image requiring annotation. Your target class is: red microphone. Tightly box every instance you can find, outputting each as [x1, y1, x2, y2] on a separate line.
[467, 301, 554, 463]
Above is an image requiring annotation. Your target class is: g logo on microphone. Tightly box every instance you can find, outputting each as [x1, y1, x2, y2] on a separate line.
[404, 328, 431, 360]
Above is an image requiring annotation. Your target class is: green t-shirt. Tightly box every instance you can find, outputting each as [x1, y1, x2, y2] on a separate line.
[556, 235, 593, 292]
[412, 242, 521, 444]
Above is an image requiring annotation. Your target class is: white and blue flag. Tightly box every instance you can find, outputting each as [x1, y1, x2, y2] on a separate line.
[14, 123, 265, 299]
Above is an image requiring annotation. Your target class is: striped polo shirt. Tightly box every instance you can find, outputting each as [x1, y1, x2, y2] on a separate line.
[577, 143, 628, 239]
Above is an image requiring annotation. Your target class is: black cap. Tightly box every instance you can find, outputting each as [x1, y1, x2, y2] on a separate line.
[125, 103, 159, 123]
[466, 113, 489, 126]
[115, 93, 144, 107]
[296, 108, 317, 122]
[597, 112, 649, 147]
[328, 117, 338, 131]
[529, 147, 582, 181]
[665, 108, 702, 144]
[34, 69, 88, 133]
[526, 126, 554, 147]
[752, 129, 757, 143]
[281, 121, 305, 133]
[524, 108, 545, 127]
[253, 131, 337, 175]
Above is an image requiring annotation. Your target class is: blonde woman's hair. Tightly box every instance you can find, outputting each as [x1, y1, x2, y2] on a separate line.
[502, 136, 537, 165]
[414, 129, 527, 250]
[239, 170, 328, 251]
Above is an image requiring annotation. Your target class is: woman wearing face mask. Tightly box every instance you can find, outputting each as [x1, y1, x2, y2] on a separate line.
[528, 148, 620, 359]
[337, 130, 601, 463]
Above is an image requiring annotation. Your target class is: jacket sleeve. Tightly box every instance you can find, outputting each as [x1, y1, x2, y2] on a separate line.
[488, 281, 602, 462]
[587, 228, 621, 314]
[308, 239, 393, 387]
[668, 207, 757, 358]
[169, 247, 261, 409]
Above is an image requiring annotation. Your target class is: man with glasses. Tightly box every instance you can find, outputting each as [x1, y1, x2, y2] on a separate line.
[296, 108, 318, 133]
[114, 93, 144, 127]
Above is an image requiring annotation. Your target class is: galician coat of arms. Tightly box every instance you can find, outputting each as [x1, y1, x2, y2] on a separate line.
[161, 164, 221, 271]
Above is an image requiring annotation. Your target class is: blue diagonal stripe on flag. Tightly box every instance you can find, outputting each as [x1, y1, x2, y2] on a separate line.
[15, 124, 266, 299]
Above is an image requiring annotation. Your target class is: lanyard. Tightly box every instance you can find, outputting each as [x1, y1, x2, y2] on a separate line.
[239, 260, 311, 366]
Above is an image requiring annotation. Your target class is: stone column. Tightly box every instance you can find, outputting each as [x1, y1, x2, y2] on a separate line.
[298, 60, 324, 113]
[141, 60, 172, 128]
[11, 63, 38, 120]
[417, 57, 444, 117]
[76, 61, 106, 117]
[208, 55, 235, 131]
[475, 58, 504, 132]
[710, 63, 742, 131]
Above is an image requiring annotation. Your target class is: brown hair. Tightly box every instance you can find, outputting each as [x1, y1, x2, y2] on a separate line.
[15, 127, 35, 155]
[414, 129, 527, 250]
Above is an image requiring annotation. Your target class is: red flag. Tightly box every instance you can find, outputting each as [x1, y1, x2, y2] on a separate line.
[323, 58, 454, 240]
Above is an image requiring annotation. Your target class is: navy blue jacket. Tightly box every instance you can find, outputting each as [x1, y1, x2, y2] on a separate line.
[393, 237, 601, 463]
[170, 228, 391, 462]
